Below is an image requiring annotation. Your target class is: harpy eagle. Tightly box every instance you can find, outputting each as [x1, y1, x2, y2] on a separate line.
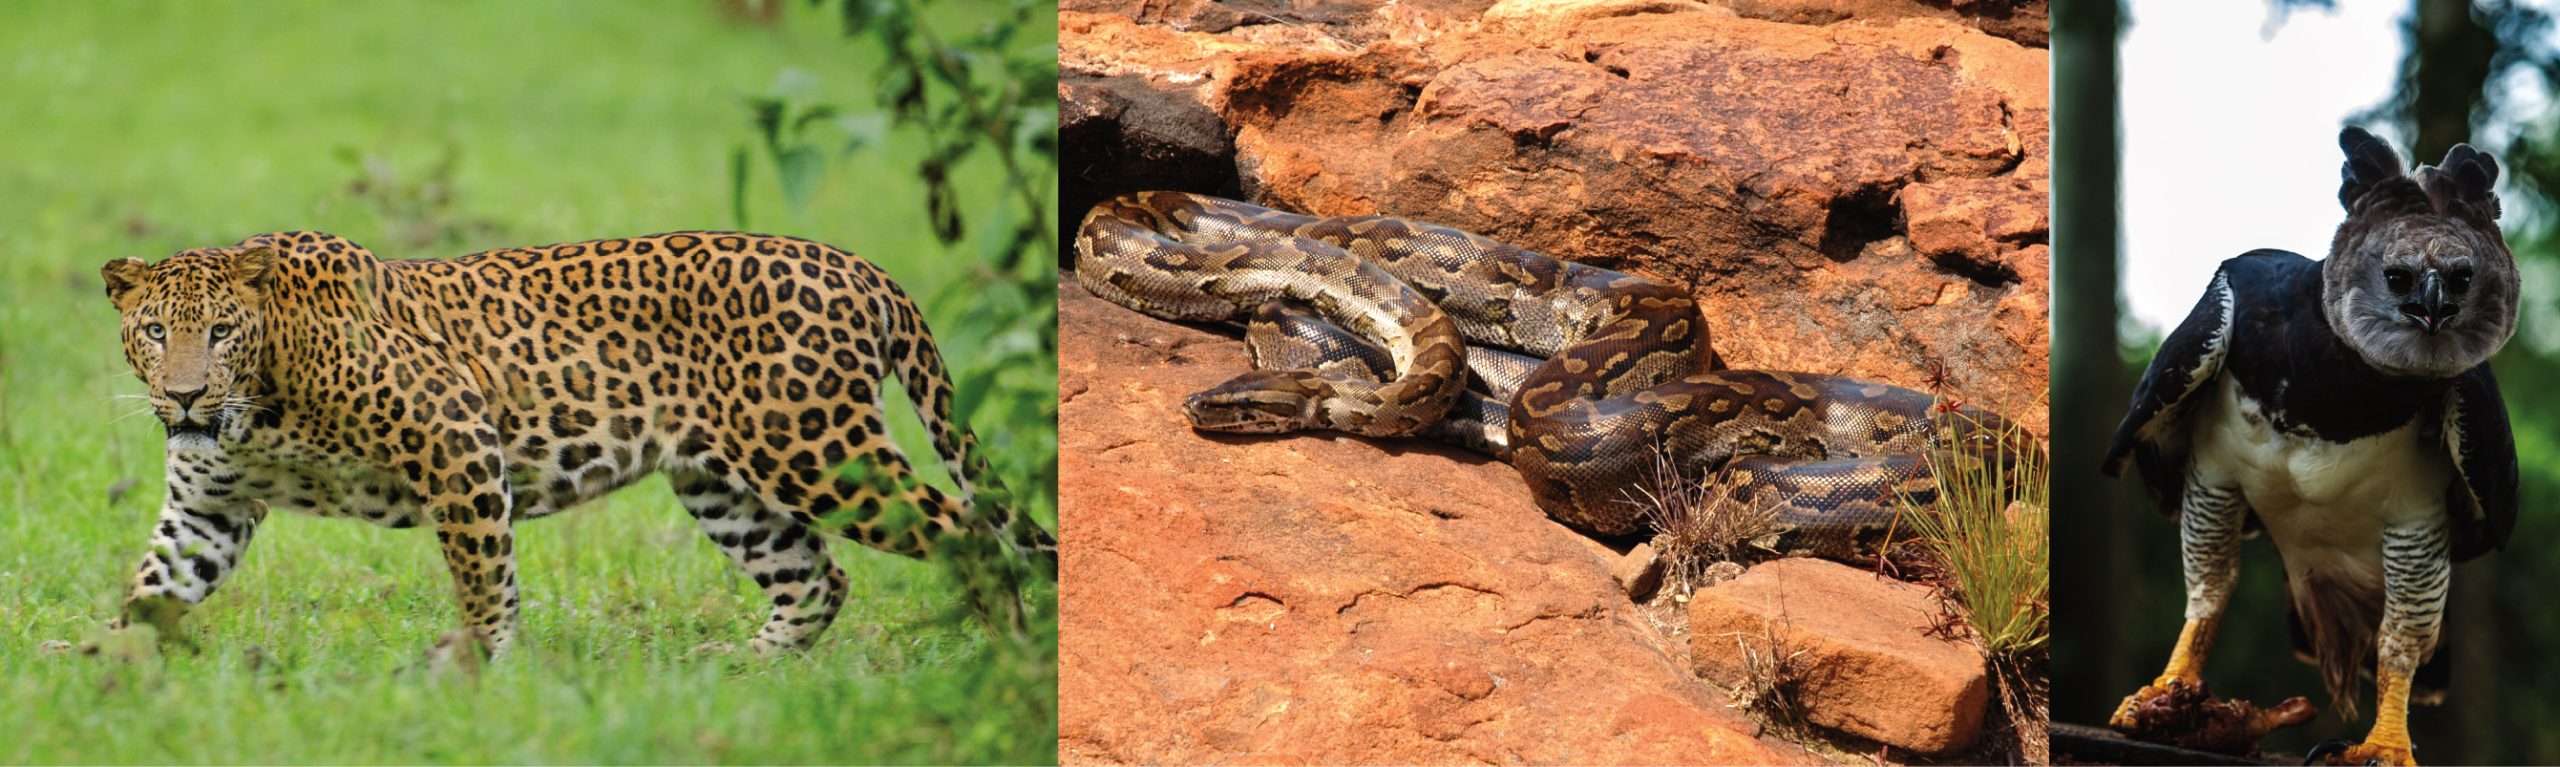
[2102, 127, 2517, 766]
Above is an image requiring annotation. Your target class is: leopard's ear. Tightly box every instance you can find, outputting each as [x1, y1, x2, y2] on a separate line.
[231, 245, 278, 294]
[101, 258, 150, 309]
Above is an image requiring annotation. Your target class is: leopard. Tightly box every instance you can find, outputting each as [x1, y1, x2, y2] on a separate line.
[97, 230, 1056, 658]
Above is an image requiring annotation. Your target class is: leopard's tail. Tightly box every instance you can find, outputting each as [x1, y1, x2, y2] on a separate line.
[878, 282, 1059, 576]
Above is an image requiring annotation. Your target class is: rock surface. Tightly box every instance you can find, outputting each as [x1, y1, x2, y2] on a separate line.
[1710, 0, 2049, 46]
[1062, 0, 2051, 436]
[1688, 558, 1991, 754]
[1061, 1, 2045, 761]
[1057, 286, 1808, 765]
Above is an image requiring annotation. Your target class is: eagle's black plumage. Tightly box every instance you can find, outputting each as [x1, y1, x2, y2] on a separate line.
[2103, 247, 2516, 702]
[2442, 366, 2518, 561]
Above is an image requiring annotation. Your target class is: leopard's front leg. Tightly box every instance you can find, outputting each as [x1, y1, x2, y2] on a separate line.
[419, 426, 519, 658]
[114, 451, 265, 645]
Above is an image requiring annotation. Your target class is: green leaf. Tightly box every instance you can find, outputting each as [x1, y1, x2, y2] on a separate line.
[791, 104, 841, 136]
[972, 197, 1019, 268]
[1014, 107, 1056, 157]
[729, 144, 752, 229]
[923, 168, 963, 244]
[770, 66, 819, 100]
[835, 112, 889, 154]
[747, 97, 788, 154]
[950, 364, 1002, 428]
[776, 145, 824, 213]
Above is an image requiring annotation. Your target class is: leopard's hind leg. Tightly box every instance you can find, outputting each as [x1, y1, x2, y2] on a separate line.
[671, 471, 848, 654]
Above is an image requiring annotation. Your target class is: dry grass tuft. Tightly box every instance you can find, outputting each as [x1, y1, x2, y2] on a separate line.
[1635, 447, 1779, 595]
[1722, 615, 1814, 739]
[1993, 651, 2052, 764]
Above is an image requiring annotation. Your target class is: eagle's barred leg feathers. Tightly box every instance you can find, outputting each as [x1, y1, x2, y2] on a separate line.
[2327, 516, 2450, 767]
[2110, 474, 2247, 729]
[2178, 479, 2247, 631]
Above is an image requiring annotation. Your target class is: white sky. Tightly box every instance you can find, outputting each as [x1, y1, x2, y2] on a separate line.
[2118, 2, 2412, 336]
[2119, 2, 2560, 346]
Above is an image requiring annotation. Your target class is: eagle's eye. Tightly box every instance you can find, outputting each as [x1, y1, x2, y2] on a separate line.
[2448, 268, 2473, 293]
[2384, 267, 2414, 293]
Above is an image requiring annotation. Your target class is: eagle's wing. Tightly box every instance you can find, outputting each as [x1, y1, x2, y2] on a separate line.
[2102, 256, 2250, 514]
[2443, 363, 2517, 561]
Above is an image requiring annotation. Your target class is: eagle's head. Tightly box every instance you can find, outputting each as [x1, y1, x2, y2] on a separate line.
[2322, 126, 2515, 380]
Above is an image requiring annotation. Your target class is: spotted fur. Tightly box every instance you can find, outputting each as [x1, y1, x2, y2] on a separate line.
[100, 231, 1055, 656]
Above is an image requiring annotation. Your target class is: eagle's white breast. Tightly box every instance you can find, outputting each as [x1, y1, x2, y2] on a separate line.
[2190, 375, 2451, 590]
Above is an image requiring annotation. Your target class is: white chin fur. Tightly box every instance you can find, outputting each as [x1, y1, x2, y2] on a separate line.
[166, 432, 220, 453]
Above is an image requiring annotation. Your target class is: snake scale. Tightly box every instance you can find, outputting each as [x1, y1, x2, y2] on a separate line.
[1074, 191, 2025, 556]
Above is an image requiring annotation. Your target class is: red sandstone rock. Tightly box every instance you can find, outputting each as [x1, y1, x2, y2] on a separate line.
[1710, 0, 2049, 47]
[1060, 3, 2047, 761]
[1061, 3, 2052, 437]
[1688, 558, 1992, 754]
[1057, 286, 1809, 765]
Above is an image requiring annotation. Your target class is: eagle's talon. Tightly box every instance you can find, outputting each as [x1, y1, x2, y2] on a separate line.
[2107, 677, 2198, 732]
[2303, 740, 2353, 765]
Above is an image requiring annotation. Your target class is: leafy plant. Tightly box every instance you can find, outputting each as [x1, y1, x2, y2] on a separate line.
[736, 18, 1058, 740]
[739, 0, 1059, 520]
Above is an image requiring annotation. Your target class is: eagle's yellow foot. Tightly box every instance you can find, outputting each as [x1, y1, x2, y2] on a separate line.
[2308, 738, 2417, 766]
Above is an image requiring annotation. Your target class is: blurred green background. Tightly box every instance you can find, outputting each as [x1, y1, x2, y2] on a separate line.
[2056, 1, 2560, 763]
[0, 0, 1058, 763]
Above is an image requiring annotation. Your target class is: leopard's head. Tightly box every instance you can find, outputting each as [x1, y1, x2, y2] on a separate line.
[101, 245, 278, 450]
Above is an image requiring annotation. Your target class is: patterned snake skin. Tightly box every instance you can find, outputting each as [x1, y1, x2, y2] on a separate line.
[1074, 191, 2026, 552]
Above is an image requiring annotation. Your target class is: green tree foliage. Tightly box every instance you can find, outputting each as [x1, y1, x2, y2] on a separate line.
[739, 0, 1059, 498]
[737, 1, 1061, 760]
[737, 0, 1058, 553]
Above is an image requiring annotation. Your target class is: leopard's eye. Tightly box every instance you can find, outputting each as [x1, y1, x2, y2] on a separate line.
[144, 323, 166, 341]
[210, 323, 233, 341]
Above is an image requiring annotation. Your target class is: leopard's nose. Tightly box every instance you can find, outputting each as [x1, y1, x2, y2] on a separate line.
[166, 387, 206, 411]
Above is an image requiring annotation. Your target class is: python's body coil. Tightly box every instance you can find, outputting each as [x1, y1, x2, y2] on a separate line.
[1075, 191, 2016, 549]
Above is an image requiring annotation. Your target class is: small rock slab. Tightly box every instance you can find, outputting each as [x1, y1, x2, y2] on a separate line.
[1688, 558, 1990, 754]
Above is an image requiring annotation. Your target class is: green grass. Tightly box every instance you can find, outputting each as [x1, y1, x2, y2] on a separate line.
[0, 1, 1056, 763]
[1899, 409, 2051, 761]
[1902, 412, 2050, 657]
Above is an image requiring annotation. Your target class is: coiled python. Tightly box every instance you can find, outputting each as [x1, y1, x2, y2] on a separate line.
[1074, 191, 2024, 554]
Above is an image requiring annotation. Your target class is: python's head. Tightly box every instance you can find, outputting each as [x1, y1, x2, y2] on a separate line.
[101, 245, 278, 448]
[1182, 369, 1332, 434]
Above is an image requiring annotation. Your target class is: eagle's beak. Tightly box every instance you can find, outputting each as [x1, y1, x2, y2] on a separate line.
[2405, 268, 2459, 334]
